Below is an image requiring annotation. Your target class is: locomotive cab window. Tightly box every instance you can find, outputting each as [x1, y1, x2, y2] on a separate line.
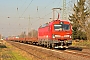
[54, 24, 70, 31]
[63, 24, 70, 30]
[54, 24, 63, 31]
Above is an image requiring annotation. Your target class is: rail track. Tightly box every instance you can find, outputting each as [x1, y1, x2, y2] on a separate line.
[7, 41, 65, 60]
[64, 50, 90, 58]
[6, 41, 90, 60]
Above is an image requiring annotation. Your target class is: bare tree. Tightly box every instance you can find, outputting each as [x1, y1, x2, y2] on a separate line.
[28, 29, 38, 38]
[19, 31, 26, 38]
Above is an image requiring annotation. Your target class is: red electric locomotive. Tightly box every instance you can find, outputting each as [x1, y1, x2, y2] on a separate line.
[38, 20, 72, 48]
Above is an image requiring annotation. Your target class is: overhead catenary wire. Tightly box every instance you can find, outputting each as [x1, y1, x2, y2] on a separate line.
[40, 0, 57, 12]
[26, 0, 57, 26]
[20, 0, 28, 9]
[53, 0, 77, 20]
[21, 0, 34, 17]
[34, 2, 72, 23]
[38, 0, 76, 20]
[9, 1, 76, 30]
[13, 0, 34, 28]
[0, 0, 78, 37]
[32, 0, 57, 19]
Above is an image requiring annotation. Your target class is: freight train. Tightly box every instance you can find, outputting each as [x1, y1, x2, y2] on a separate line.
[7, 19, 72, 48]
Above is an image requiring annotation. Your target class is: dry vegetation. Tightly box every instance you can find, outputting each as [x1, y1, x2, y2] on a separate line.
[72, 40, 90, 49]
[0, 40, 32, 60]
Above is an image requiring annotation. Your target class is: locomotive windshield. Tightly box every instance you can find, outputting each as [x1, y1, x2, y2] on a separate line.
[63, 24, 70, 30]
[54, 24, 70, 31]
[54, 24, 63, 31]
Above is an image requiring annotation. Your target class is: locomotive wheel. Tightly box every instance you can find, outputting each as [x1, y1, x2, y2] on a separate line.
[48, 42, 51, 49]
[48, 44, 52, 49]
[29, 42, 32, 44]
[44, 45, 47, 47]
[51, 43, 54, 49]
[47, 42, 49, 48]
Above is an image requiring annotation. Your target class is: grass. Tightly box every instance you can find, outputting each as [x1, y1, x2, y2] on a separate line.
[0, 42, 32, 60]
[72, 40, 90, 49]
[8, 44, 32, 60]
[11, 51, 28, 60]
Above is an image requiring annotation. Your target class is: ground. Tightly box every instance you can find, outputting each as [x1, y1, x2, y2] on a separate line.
[0, 40, 90, 60]
[0, 40, 31, 60]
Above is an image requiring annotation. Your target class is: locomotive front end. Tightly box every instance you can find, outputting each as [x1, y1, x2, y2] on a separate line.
[38, 20, 72, 48]
[51, 20, 72, 48]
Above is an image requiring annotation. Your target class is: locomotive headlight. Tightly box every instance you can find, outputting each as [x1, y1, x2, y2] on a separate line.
[69, 35, 72, 38]
[52, 35, 55, 38]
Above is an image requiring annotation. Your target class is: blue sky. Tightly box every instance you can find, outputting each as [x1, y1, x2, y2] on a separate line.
[0, 0, 76, 37]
